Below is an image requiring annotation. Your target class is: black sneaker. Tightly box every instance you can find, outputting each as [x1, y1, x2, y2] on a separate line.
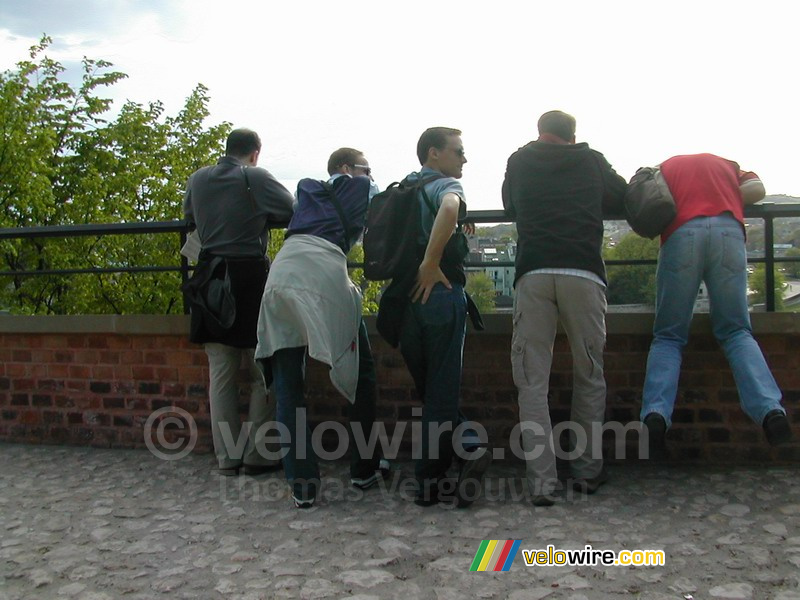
[531, 494, 556, 507]
[414, 478, 449, 507]
[217, 465, 241, 477]
[643, 413, 668, 460]
[413, 489, 442, 507]
[291, 480, 318, 509]
[292, 494, 315, 509]
[571, 469, 608, 495]
[351, 459, 391, 490]
[242, 462, 282, 476]
[454, 447, 493, 509]
[763, 409, 792, 446]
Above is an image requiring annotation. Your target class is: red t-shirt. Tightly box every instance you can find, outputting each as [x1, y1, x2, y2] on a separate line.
[659, 153, 756, 243]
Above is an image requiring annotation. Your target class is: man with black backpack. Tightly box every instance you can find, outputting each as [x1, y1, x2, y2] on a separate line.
[375, 127, 491, 508]
[255, 148, 389, 508]
[183, 128, 294, 476]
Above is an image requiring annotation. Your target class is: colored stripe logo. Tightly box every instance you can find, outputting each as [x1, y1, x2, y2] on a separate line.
[470, 540, 521, 571]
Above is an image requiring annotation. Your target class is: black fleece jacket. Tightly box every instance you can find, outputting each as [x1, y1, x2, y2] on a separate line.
[502, 141, 627, 285]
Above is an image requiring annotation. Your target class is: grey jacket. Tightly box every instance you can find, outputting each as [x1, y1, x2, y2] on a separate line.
[183, 156, 294, 257]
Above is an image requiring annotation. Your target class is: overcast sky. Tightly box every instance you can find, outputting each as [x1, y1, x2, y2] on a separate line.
[1, 0, 798, 210]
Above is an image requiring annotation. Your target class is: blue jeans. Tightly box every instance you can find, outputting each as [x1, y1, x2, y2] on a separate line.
[641, 215, 784, 427]
[272, 346, 318, 485]
[348, 320, 382, 479]
[399, 283, 481, 486]
[271, 320, 381, 485]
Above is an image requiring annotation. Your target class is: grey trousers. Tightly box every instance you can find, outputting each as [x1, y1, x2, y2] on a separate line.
[511, 274, 607, 496]
[205, 344, 278, 469]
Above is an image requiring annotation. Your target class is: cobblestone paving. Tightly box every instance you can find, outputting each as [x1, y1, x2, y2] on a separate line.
[1, 443, 799, 600]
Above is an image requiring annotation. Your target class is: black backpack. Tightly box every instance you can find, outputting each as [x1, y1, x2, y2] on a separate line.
[363, 174, 444, 281]
[624, 166, 677, 239]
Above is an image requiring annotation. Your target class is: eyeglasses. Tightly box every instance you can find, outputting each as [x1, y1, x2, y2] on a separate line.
[447, 148, 466, 158]
[350, 164, 372, 176]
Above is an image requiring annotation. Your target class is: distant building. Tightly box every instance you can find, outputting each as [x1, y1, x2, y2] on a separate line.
[466, 242, 516, 299]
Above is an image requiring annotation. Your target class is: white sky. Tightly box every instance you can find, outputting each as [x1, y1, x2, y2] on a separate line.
[1, 0, 798, 210]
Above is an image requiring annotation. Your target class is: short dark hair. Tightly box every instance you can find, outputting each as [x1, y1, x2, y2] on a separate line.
[327, 147, 364, 176]
[225, 128, 262, 158]
[537, 111, 576, 142]
[416, 127, 462, 165]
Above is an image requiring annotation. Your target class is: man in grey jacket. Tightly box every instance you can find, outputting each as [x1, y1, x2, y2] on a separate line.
[184, 128, 294, 475]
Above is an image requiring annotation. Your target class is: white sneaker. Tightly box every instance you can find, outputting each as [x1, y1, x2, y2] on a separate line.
[350, 459, 391, 490]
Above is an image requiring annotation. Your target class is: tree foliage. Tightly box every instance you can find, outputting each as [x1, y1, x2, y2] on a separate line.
[782, 247, 800, 279]
[0, 37, 230, 314]
[604, 234, 659, 305]
[749, 264, 786, 311]
[465, 270, 496, 314]
[346, 243, 383, 315]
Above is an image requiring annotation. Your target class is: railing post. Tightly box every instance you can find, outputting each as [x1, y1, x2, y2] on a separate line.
[179, 229, 190, 315]
[764, 215, 775, 312]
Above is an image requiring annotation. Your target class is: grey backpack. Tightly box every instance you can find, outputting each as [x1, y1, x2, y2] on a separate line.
[623, 166, 676, 239]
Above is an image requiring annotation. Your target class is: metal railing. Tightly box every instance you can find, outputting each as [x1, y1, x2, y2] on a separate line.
[1, 204, 799, 313]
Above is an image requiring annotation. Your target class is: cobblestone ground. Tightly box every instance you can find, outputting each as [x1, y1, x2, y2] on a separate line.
[0, 443, 799, 600]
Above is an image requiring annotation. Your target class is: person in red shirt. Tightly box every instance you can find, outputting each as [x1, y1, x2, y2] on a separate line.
[640, 153, 792, 457]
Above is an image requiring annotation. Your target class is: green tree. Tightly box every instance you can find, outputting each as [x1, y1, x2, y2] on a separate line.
[782, 247, 800, 279]
[346, 243, 382, 315]
[465, 271, 496, 313]
[604, 234, 660, 305]
[0, 37, 229, 314]
[749, 264, 786, 311]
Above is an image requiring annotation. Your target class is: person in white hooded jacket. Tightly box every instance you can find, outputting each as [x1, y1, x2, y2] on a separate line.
[255, 147, 388, 508]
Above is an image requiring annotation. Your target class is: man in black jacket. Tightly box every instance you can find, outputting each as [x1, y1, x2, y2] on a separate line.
[502, 110, 626, 505]
[184, 128, 294, 475]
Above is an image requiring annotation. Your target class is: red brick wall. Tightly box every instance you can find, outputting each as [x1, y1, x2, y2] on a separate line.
[0, 332, 214, 451]
[0, 315, 797, 462]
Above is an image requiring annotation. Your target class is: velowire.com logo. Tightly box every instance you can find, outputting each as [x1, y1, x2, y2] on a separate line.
[469, 540, 521, 572]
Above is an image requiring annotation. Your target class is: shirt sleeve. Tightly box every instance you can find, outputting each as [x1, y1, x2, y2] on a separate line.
[738, 170, 760, 184]
[437, 179, 467, 220]
[256, 168, 295, 227]
[501, 160, 516, 219]
[739, 170, 765, 204]
[594, 151, 627, 217]
[439, 179, 465, 202]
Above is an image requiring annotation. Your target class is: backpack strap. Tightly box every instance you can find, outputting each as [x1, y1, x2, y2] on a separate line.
[416, 173, 464, 232]
[415, 174, 444, 218]
[241, 166, 257, 210]
[419, 182, 438, 219]
[241, 166, 266, 249]
[320, 180, 352, 252]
